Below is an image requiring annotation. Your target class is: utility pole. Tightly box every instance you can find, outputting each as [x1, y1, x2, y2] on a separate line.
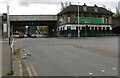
[7, 5, 14, 75]
[78, 2, 80, 37]
[7, 5, 10, 45]
[10, 25, 14, 75]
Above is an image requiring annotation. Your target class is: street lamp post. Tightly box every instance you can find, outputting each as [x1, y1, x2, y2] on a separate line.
[7, 5, 10, 45]
[7, 4, 14, 75]
[78, 2, 80, 37]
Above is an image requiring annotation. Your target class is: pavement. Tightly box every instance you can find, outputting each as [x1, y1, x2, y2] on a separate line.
[1, 38, 11, 76]
[0, 38, 23, 77]
[16, 36, 118, 76]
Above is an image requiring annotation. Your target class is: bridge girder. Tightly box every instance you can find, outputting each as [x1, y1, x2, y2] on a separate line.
[10, 21, 57, 26]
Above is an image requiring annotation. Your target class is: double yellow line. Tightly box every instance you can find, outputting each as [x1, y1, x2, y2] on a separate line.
[27, 65, 38, 76]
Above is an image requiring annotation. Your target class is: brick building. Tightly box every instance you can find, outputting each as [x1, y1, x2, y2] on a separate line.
[57, 4, 113, 37]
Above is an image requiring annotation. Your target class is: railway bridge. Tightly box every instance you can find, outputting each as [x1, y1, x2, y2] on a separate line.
[9, 15, 58, 37]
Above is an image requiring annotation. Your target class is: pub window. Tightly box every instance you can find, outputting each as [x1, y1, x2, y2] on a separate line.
[91, 27, 94, 30]
[67, 26, 71, 30]
[63, 27, 65, 34]
[95, 27, 97, 31]
[103, 27, 105, 31]
[76, 26, 80, 31]
[106, 27, 110, 32]
[63, 17, 64, 24]
[63, 27, 65, 30]
[99, 27, 102, 32]
[76, 26, 78, 32]
[82, 27, 85, 32]
[105, 18, 108, 24]
[87, 27, 90, 32]
[67, 17, 70, 23]
[61, 28, 62, 31]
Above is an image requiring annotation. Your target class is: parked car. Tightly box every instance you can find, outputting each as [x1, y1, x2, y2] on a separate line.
[31, 34, 38, 38]
[19, 33, 24, 38]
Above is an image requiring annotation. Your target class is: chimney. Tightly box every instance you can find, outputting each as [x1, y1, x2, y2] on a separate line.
[83, 3, 87, 11]
[94, 4, 98, 12]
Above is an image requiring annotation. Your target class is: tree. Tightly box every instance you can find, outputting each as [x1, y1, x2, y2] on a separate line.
[113, 7, 120, 17]
[114, 13, 120, 17]
[102, 5, 106, 9]
[116, 7, 119, 14]
[61, 2, 65, 11]
[61, 2, 72, 11]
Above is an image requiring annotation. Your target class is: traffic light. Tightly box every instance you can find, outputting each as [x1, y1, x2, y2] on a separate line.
[2, 13, 7, 21]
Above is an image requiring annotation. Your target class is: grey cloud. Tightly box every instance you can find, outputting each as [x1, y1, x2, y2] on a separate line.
[1, 0, 14, 3]
[85, 1, 118, 13]
[18, 0, 78, 2]
[19, 2, 29, 6]
[17, 0, 79, 6]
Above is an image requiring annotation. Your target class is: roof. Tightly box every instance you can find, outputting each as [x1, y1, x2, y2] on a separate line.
[57, 5, 114, 15]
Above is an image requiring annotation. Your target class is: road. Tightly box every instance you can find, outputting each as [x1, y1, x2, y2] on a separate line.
[16, 36, 118, 76]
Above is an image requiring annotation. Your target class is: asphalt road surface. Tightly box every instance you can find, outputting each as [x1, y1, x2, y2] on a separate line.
[16, 36, 118, 76]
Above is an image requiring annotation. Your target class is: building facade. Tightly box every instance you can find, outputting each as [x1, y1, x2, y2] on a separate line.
[57, 4, 113, 37]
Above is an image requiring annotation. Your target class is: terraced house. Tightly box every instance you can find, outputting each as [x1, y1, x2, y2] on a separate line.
[57, 4, 114, 37]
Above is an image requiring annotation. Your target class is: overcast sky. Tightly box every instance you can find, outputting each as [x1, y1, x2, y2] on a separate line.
[0, 0, 120, 15]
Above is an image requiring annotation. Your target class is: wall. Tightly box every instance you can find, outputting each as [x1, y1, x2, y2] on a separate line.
[0, 16, 2, 37]
[112, 17, 120, 27]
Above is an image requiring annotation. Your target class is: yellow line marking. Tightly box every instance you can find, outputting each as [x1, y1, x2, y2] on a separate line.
[31, 65, 38, 76]
[27, 67, 33, 76]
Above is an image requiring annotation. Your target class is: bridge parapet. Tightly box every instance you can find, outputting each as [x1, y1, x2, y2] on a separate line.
[10, 15, 57, 21]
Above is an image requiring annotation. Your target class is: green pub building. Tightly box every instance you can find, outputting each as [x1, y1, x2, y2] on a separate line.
[57, 4, 113, 37]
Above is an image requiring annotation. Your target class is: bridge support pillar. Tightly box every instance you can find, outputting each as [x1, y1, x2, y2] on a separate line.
[48, 25, 58, 37]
